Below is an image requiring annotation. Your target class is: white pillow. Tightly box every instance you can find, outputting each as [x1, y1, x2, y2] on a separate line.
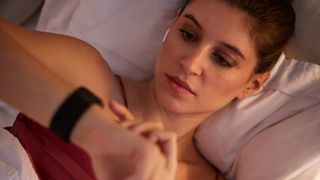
[284, 0, 320, 65]
[194, 57, 320, 179]
[0, 0, 43, 24]
[234, 103, 320, 180]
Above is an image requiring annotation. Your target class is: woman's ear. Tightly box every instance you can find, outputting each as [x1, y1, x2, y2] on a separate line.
[237, 71, 270, 100]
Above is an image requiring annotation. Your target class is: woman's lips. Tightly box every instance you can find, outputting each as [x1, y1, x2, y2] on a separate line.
[166, 74, 196, 95]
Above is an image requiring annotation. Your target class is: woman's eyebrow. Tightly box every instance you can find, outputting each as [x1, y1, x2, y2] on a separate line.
[219, 42, 245, 60]
[183, 14, 202, 30]
[182, 14, 245, 60]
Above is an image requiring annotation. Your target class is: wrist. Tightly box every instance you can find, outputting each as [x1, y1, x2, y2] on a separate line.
[70, 104, 117, 153]
[50, 87, 103, 142]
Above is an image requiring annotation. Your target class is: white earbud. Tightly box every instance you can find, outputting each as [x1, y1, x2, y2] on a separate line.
[162, 28, 171, 43]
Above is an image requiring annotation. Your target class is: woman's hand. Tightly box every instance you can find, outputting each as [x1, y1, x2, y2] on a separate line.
[71, 105, 173, 180]
[109, 100, 178, 180]
[120, 120, 178, 180]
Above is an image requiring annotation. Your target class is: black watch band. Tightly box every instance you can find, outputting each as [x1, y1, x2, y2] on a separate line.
[50, 87, 103, 142]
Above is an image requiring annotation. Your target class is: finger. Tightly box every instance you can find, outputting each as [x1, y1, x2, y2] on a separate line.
[119, 120, 139, 129]
[121, 121, 158, 139]
[148, 134, 158, 143]
[109, 100, 134, 121]
[149, 131, 177, 171]
[155, 131, 177, 159]
[130, 121, 163, 135]
[127, 144, 161, 180]
[148, 130, 177, 180]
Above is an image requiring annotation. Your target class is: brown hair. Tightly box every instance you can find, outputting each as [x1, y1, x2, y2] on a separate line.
[180, 0, 296, 73]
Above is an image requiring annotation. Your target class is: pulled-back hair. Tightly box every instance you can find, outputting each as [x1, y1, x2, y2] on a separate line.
[180, 0, 296, 73]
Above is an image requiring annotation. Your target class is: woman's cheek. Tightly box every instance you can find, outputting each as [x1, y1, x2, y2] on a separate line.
[205, 73, 243, 101]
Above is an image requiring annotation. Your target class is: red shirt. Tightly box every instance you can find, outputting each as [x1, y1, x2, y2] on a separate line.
[8, 113, 96, 180]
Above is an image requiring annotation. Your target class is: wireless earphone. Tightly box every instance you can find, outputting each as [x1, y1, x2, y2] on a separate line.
[162, 28, 171, 43]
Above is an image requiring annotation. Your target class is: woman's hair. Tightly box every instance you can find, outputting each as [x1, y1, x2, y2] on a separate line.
[180, 0, 296, 73]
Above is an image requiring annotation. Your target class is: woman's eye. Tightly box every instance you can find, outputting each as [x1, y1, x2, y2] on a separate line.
[179, 29, 197, 42]
[212, 53, 234, 68]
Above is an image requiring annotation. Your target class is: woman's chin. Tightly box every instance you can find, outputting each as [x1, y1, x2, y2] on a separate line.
[156, 95, 188, 113]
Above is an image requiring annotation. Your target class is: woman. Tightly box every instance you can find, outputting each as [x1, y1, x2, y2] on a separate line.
[0, 0, 295, 179]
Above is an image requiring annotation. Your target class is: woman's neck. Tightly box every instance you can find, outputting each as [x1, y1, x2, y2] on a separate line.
[126, 80, 211, 139]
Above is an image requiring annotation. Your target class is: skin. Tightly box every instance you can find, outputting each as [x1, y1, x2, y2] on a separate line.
[155, 0, 265, 116]
[0, 0, 270, 179]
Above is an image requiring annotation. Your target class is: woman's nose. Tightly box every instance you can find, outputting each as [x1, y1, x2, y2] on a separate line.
[180, 48, 207, 76]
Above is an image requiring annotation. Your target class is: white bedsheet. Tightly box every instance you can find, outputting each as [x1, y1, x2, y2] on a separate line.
[0, 102, 18, 127]
[0, 128, 38, 180]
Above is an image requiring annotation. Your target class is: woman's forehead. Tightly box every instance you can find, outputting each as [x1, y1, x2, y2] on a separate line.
[180, 0, 256, 62]
[183, 0, 248, 25]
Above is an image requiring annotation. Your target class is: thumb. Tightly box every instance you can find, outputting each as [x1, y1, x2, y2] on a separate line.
[109, 100, 134, 122]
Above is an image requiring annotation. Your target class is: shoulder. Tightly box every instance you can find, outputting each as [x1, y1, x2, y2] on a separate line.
[31, 32, 121, 101]
[1, 18, 128, 110]
[30, 30, 102, 64]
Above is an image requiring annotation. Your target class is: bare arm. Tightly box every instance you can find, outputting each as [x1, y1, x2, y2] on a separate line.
[0, 27, 75, 126]
[0, 18, 124, 108]
[0, 19, 172, 179]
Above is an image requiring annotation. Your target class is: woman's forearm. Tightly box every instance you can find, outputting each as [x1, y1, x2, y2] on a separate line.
[0, 28, 74, 127]
[0, 18, 120, 126]
[0, 18, 119, 106]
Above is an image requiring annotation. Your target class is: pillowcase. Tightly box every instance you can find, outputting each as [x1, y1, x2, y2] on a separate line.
[194, 56, 320, 179]
[0, 0, 43, 24]
[284, 0, 320, 65]
[234, 102, 320, 180]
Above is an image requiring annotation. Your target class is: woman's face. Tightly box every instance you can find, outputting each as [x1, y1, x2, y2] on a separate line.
[154, 0, 264, 115]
